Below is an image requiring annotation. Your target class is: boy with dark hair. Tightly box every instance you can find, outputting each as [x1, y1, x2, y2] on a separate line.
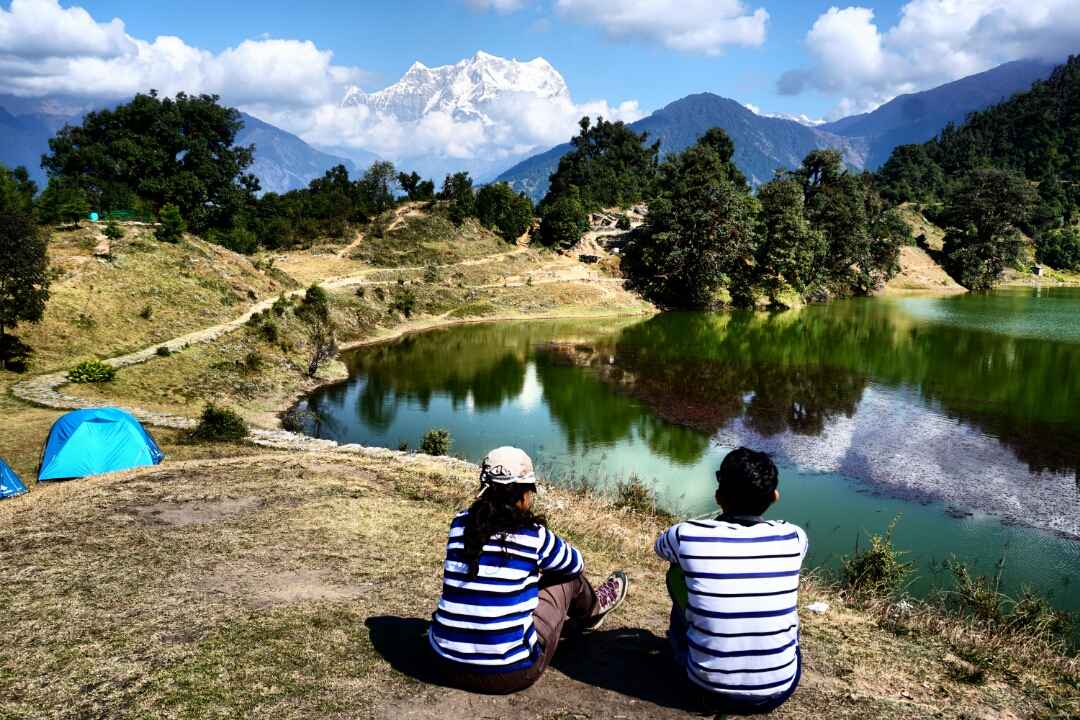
[655, 447, 807, 715]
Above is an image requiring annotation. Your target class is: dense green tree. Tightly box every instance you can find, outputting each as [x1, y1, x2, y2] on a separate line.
[1036, 226, 1080, 270]
[476, 182, 534, 243]
[440, 172, 476, 225]
[0, 170, 48, 369]
[42, 91, 258, 233]
[36, 178, 89, 226]
[155, 203, 186, 244]
[537, 189, 589, 250]
[398, 171, 435, 201]
[356, 161, 398, 216]
[0, 165, 36, 212]
[794, 151, 904, 294]
[622, 129, 758, 309]
[941, 169, 1036, 290]
[755, 176, 827, 303]
[876, 143, 946, 204]
[543, 116, 659, 212]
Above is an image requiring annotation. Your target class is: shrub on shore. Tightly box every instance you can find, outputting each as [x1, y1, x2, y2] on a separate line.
[841, 517, 912, 597]
[190, 403, 248, 442]
[420, 428, 452, 456]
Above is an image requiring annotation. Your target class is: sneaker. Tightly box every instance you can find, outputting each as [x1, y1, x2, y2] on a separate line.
[583, 571, 629, 630]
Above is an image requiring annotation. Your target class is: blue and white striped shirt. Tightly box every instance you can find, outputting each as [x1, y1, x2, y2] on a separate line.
[656, 516, 808, 697]
[429, 510, 584, 671]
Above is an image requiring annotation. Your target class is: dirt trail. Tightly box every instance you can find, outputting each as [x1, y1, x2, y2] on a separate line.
[8, 243, 617, 438]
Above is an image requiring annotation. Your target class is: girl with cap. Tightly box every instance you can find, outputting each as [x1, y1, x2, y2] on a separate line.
[429, 446, 629, 693]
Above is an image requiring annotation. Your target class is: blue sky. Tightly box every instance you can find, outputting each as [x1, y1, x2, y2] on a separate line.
[2, 1, 1076, 174]
[68, 0, 909, 118]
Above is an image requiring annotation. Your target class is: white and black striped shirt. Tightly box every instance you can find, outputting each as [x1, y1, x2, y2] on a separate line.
[655, 516, 807, 696]
[429, 511, 584, 671]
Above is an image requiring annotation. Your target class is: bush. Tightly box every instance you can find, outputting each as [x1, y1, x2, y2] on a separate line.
[68, 359, 116, 383]
[281, 406, 318, 433]
[155, 345, 171, 357]
[1009, 586, 1073, 638]
[295, 284, 330, 323]
[259, 319, 279, 343]
[423, 264, 440, 283]
[138, 304, 152, 320]
[103, 220, 124, 242]
[190, 403, 248, 442]
[420, 428, 452, 456]
[271, 294, 291, 317]
[209, 226, 259, 255]
[616, 214, 632, 230]
[841, 517, 912, 597]
[613, 476, 656, 514]
[390, 287, 417, 318]
[242, 351, 264, 372]
[155, 203, 186, 244]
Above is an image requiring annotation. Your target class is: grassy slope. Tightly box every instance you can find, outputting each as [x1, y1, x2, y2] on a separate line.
[1, 209, 1076, 719]
[1, 453, 1075, 719]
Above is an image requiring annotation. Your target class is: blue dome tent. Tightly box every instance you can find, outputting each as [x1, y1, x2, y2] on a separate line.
[0, 458, 27, 498]
[38, 408, 164, 482]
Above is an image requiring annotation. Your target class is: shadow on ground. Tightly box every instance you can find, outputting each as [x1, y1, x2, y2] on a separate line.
[365, 616, 716, 717]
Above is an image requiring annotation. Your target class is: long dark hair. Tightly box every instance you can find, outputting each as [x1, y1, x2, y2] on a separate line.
[460, 483, 546, 578]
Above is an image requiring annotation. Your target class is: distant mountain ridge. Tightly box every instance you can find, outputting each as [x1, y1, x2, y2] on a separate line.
[342, 51, 569, 123]
[496, 94, 867, 200]
[0, 95, 369, 195]
[496, 59, 1058, 202]
[821, 59, 1057, 168]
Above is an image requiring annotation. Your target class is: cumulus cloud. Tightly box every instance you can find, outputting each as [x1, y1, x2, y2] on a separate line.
[555, 0, 768, 55]
[0, 0, 368, 106]
[780, 0, 1080, 116]
[0, 0, 640, 178]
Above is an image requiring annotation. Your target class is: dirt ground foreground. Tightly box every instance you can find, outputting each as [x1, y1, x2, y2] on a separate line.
[2, 452, 1075, 720]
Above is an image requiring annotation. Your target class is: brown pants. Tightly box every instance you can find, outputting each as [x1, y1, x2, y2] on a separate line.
[439, 574, 598, 694]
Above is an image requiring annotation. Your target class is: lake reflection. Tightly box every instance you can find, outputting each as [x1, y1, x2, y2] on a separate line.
[301, 289, 1080, 609]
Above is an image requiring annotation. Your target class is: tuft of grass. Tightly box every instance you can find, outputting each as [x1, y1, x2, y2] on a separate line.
[841, 517, 912, 598]
[613, 475, 657, 514]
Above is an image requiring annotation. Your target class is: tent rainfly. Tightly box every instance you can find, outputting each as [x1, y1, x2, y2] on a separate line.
[38, 408, 164, 482]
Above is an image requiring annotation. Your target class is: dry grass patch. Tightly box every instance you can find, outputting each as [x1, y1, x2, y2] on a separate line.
[1, 451, 1076, 719]
[13, 226, 293, 374]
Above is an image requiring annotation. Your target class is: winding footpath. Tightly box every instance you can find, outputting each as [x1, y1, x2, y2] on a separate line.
[10, 246, 617, 456]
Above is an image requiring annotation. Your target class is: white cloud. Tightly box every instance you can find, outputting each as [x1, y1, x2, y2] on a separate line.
[0, 0, 131, 59]
[555, 0, 768, 55]
[0, 0, 641, 178]
[0, 1, 368, 106]
[780, 0, 1080, 116]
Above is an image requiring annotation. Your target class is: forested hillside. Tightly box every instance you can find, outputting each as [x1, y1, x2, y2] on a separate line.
[878, 55, 1080, 276]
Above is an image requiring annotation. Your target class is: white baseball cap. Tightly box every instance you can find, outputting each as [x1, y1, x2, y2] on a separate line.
[479, 446, 537, 487]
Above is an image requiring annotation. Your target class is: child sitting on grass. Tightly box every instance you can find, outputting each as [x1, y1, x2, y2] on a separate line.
[429, 446, 629, 693]
[655, 447, 807, 716]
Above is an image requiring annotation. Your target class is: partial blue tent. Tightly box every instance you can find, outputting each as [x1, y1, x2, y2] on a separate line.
[38, 408, 164, 481]
[0, 458, 27, 499]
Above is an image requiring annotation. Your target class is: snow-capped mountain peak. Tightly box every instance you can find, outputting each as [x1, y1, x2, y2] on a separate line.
[341, 51, 570, 123]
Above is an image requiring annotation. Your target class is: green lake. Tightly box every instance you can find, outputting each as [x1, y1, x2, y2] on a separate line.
[300, 287, 1080, 611]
